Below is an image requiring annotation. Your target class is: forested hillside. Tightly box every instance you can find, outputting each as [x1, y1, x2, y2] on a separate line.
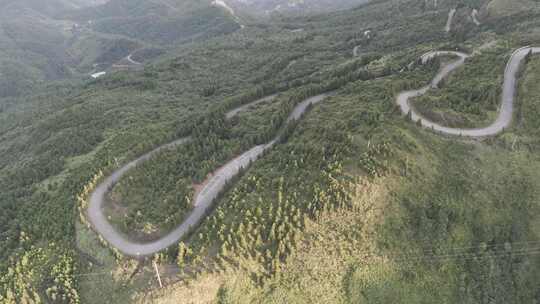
[2, 0, 540, 303]
[62, 0, 241, 44]
[0, 0, 239, 99]
[225, 0, 369, 16]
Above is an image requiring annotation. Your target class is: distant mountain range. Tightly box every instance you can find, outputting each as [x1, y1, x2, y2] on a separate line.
[0, 0, 372, 98]
[63, 0, 241, 44]
[0, 0, 240, 98]
[225, 0, 369, 16]
[0, 0, 108, 17]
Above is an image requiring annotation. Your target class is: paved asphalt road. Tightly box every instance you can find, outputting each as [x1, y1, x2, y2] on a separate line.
[87, 92, 329, 256]
[397, 47, 540, 137]
[87, 45, 539, 256]
[225, 94, 278, 119]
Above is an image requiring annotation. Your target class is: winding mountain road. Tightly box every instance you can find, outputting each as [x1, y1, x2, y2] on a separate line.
[225, 94, 278, 119]
[126, 53, 142, 65]
[212, 0, 245, 29]
[397, 47, 540, 137]
[87, 44, 539, 257]
[87, 93, 329, 256]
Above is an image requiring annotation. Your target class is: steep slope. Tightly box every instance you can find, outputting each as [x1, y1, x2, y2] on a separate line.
[0, 0, 240, 99]
[2, 0, 540, 303]
[0, 1, 76, 97]
[487, 0, 538, 17]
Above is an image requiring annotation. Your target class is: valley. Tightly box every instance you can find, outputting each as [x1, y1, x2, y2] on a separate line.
[1, 0, 540, 303]
[0, 0, 240, 99]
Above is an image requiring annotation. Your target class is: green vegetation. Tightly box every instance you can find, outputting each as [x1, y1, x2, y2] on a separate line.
[0, 0, 241, 99]
[514, 56, 540, 147]
[412, 43, 508, 128]
[101, 98, 279, 240]
[154, 58, 540, 304]
[0, 0, 408, 298]
[2, 0, 540, 303]
[65, 0, 240, 45]
[487, 0, 538, 17]
[102, 60, 385, 241]
[0, 238, 80, 303]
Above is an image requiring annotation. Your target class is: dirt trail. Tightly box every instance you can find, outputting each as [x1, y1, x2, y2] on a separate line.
[88, 36, 539, 256]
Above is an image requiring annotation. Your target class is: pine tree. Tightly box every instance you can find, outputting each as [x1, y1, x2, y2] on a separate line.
[177, 242, 189, 268]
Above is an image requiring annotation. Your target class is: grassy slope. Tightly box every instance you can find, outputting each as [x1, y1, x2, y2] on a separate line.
[0, 0, 240, 99]
[146, 54, 540, 304]
[91, 0, 451, 242]
[140, 3, 540, 304]
[70, 0, 456, 301]
[2, 1, 408, 300]
[3, 0, 540, 303]
[397, 0, 540, 129]
[514, 57, 540, 145]
[412, 43, 508, 128]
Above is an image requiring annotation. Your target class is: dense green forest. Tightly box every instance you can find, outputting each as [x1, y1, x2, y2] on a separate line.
[169, 58, 540, 303]
[413, 46, 507, 128]
[2, 0, 540, 303]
